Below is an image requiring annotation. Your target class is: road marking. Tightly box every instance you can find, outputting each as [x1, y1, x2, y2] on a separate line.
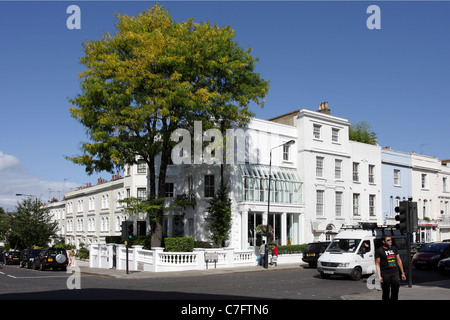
[9, 275, 69, 279]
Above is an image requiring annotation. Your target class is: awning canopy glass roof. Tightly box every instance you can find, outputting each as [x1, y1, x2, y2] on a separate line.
[239, 164, 301, 182]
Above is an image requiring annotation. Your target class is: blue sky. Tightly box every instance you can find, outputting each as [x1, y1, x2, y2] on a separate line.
[1, 1, 450, 210]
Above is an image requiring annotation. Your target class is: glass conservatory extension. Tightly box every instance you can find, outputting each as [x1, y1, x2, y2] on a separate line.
[239, 164, 302, 205]
[238, 164, 303, 247]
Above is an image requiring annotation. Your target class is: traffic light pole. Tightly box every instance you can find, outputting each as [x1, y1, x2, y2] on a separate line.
[395, 199, 418, 288]
[125, 240, 129, 275]
[406, 232, 412, 288]
[406, 199, 418, 288]
[121, 221, 133, 275]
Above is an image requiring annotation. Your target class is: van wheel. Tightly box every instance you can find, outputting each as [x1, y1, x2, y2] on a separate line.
[350, 267, 362, 281]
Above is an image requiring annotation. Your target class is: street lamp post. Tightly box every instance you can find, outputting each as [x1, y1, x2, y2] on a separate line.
[16, 193, 38, 247]
[264, 139, 295, 269]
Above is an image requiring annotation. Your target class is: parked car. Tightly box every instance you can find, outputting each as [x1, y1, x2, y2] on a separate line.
[5, 251, 21, 265]
[437, 256, 450, 275]
[412, 242, 450, 269]
[20, 249, 42, 268]
[302, 241, 330, 267]
[410, 243, 422, 258]
[33, 248, 68, 271]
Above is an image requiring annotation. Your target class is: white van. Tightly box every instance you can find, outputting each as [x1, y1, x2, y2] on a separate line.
[317, 226, 408, 281]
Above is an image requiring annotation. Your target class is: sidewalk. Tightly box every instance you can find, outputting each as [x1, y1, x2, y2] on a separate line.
[74, 261, 450, 300]
[341, 280, 450, 300]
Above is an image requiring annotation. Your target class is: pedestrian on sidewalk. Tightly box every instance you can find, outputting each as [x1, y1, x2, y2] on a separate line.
[375, 235, 407, 301]
[69, 249, 75, 267]
[259, 241, 266, 267]
[270, 244, 278, 266]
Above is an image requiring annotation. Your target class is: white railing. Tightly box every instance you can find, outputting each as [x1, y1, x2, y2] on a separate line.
[89, 244, 303, 272]
[90, 244, 257, 272]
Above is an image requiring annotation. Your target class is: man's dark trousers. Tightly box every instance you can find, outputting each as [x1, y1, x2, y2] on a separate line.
[381, 272, 400, 301]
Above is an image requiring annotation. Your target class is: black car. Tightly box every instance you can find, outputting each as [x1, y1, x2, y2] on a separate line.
[33, 248, 68, 271]
[20, 249, 42, 269]
[438, 256, 450, 275]
[302, 242, 330, 267]
[5, 251, 21, 265]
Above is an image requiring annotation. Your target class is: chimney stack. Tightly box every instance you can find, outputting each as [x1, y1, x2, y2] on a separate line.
[317, 101, 331, 115]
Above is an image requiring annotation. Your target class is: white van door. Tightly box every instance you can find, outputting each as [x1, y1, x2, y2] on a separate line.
[355, 239, 375, 274]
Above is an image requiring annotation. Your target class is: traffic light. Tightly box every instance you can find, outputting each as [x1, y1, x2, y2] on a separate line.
[408, 201, 418, 233]
[127, 222, 133, 240]
[121, 221, 134, 242]
[395, 201, 409, 234]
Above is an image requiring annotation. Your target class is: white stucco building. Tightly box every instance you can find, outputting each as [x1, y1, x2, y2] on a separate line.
[47, 167, 148, 248]
[270, 104, 382, 243]
[46, 102, 449, 249]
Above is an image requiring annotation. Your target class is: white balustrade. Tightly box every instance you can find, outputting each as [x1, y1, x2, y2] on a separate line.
[89, 244, 258, 272]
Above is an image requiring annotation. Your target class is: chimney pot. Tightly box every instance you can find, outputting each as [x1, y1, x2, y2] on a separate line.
[317, 101, 331, 114]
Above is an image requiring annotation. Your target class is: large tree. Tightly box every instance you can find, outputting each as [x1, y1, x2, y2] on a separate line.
[6, 198, 58, 250]
[67, 4, 269, 246]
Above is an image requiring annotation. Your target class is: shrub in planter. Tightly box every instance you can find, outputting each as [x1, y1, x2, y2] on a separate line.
[164, 237, 195, 252]
[77, 247, 89, 260]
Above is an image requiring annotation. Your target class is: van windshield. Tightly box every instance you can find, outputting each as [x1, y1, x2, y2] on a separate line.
[326, 239, 361, 253]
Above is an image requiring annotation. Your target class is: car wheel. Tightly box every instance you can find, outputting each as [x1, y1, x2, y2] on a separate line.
[350, 267, 362, 281]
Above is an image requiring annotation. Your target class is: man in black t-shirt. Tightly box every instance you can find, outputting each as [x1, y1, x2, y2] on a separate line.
[375, 235, 407, 301]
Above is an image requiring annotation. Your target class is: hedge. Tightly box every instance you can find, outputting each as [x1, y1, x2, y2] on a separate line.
[164, 237, 195, 252]
[268, 244, 307, 255]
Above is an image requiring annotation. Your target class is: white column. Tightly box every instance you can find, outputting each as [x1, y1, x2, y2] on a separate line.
[241, 211, 248, 250]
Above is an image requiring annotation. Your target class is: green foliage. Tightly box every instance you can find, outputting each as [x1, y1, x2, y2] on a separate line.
[53, 243, 76, 250]
[130, 235, 153, 250]
[120, 197, 164, 226]
[105, 236, 122, 244]
[268, 244, 307, 255]
[206, 185, 232, 247]
[349, 121, 377, 145]
[0, 207, 7, 241]
[77, 247, 90, 260]
[67, 3, 268, 180]
[6, 198, 58, 250]
[164, 237, 195, 252]
[67, 4, 268, 247]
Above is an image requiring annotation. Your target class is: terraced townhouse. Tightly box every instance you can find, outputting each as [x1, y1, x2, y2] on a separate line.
[46, 102, 450, 248]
